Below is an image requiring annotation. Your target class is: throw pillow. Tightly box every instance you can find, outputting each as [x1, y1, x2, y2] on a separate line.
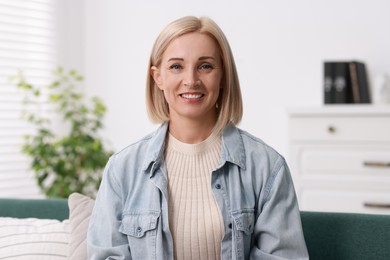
[0, 217, 69, 259]
[67, 192, 95, 260]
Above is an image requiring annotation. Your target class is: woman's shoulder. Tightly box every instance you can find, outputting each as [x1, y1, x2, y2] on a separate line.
[235, 127, 285, 161]
[111, 123, 168, 162]
[116, 132, 155, 154]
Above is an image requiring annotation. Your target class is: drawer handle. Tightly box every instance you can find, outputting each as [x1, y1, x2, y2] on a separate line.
[327, 126, 336, 133]
[363, 161, 390, 168]
[364, 202, 390, 209]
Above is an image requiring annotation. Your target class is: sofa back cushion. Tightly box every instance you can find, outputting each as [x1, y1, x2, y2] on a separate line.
[0, 198, 68, 221]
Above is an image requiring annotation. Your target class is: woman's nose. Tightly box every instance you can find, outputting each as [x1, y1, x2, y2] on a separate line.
[183, 69, 199, 87]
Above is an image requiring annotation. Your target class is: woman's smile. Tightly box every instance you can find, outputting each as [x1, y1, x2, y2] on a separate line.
[180, 92, 204, 101]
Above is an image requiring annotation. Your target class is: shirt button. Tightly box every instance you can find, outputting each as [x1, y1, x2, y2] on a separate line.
[136, 227, 142, 232]
[215, 184, 221, 189]
[228, 223, 232, 229]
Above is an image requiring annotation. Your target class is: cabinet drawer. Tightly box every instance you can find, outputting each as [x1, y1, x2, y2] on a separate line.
[300, 189, 390, 215]
[290, 116, 390, 141]
[292, 144, 390, 177]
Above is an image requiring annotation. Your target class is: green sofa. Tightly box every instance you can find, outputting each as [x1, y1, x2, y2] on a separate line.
[0, 197, 69, 221]
[1, 198, 390, 260]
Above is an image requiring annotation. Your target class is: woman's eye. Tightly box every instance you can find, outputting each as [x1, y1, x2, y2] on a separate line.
[199, 64, 213, 71]
[169, 64, 182, 70]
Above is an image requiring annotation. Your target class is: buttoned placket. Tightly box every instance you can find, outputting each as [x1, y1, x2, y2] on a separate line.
[148, 159, 174, 260]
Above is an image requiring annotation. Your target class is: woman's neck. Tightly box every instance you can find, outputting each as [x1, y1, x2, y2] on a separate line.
[168, 118, 216, 144]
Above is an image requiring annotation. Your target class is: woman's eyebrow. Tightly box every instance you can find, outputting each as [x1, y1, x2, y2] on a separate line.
[199, 56, 216, 61]
[167, 57, 184, 62]
[167, 56, 216, 62]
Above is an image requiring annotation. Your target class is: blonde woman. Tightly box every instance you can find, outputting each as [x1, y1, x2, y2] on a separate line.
[88, 16, 308, 260]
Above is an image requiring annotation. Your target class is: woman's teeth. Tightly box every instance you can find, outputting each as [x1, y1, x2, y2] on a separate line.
[181, 94, 203, 99]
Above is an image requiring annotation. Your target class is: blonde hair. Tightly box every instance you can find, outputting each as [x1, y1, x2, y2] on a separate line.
[146, 16, 243, 133]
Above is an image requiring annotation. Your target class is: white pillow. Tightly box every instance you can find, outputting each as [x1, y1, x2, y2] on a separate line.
[67, 192, 95, 260]
[0, 217, 69, 260]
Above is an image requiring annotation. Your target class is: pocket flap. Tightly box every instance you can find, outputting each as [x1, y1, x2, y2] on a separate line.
[119, 211, 160, 238]
[232, 209, 255, 235]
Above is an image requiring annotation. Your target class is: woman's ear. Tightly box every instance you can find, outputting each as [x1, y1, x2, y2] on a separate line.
[151, 66, 162, 89]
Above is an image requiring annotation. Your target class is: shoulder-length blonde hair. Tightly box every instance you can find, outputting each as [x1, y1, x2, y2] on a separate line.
[146, 16, 243, 134]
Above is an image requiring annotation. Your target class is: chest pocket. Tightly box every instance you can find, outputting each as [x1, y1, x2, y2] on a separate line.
[119, 211, 160, 259]
[119, 211, 160, 237]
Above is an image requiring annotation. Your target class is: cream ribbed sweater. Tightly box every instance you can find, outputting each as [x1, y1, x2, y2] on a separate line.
[165, 132, 224, 260]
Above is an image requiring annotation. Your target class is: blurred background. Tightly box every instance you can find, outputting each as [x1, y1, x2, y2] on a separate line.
[1, 0, 390, 198]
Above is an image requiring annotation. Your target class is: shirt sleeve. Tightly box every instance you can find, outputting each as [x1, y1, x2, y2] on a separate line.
[250, 157, 309, 260]
[87, 157, 132, 260]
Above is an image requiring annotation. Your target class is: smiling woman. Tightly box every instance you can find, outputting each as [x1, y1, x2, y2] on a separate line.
[88, 16, 309, 260]
[146, 16, 243, 137]
[151, 32, 223, 143]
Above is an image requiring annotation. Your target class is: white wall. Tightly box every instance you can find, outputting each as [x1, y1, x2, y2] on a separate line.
[80, 0, 390, 160]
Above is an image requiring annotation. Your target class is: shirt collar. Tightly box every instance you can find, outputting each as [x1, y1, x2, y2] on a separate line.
[220, 123, 246, 170]
[142, 122, 246, 175]
[142, 122, 168, 175]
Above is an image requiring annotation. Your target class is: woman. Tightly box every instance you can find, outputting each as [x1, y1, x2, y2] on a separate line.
[88, 16, 308, 260]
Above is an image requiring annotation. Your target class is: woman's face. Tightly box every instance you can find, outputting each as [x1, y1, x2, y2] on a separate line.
[152, 32, 223, 124]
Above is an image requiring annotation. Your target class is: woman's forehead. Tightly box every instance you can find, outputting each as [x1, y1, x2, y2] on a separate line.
[162, 32, 221, 61]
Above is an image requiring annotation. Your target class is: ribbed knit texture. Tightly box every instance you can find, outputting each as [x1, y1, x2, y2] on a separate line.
[165, 131, 224, 260]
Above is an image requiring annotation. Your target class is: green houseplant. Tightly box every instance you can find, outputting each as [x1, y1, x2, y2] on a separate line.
[12, 67, 113, 198]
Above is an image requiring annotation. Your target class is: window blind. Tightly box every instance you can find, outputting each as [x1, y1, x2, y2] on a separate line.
[0, 0, 59, 198]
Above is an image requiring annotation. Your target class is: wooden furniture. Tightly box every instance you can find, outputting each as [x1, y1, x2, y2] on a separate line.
[288, 105, 390, 215]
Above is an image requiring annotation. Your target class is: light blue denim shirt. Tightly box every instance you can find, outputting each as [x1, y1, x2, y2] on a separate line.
[88, 123, 309, 260]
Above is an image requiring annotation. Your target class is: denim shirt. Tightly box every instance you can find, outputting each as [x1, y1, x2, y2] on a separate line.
[88, 123, 309, 260]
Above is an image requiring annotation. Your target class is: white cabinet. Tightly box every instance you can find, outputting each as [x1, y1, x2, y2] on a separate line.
[288, 105, 390, 215]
